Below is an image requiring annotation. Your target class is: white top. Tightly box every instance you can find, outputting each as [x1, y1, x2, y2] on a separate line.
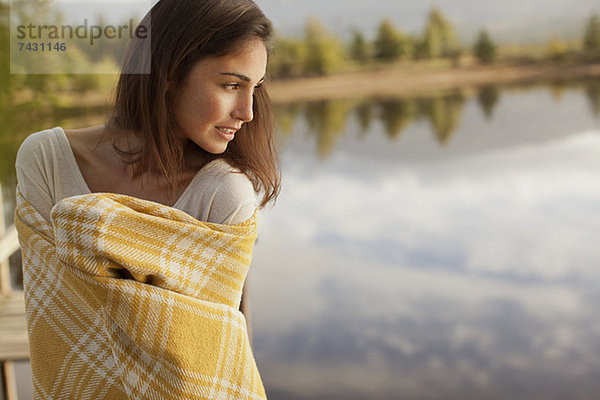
[15, 127, 257, 225]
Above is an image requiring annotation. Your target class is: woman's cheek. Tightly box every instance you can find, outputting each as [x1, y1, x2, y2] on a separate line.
[208, 97, 229, 121]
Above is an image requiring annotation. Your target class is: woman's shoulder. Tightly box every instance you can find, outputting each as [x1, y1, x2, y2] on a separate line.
[16, 127, 64, 165]
[15, 127, 69, 220]
[186, 158, 257, 225]
[200, 158, 255, 199]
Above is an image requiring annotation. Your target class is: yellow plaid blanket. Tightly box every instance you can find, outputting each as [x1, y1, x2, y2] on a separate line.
[15, 192, 266, 399]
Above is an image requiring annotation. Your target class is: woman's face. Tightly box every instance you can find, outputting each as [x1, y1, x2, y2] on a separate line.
[172, 38, 268, 154]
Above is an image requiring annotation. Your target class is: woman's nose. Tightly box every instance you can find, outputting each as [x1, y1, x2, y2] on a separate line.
[233, 92, 254, 122]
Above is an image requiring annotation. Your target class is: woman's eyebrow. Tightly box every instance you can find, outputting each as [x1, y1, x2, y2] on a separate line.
[221, 72, 266, 83]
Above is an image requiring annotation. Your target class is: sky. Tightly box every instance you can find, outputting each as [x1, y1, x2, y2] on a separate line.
[51, 0, 600, 43]
[253, 0, 600, 42]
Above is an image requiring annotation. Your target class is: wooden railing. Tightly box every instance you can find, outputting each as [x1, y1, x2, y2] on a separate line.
[0, 184, 28, 400]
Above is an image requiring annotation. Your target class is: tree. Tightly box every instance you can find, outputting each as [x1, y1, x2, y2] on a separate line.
[418, 7, 460, 59]
[548, 36, 567, 60]
[473, 29, 496, 63]
[269, 37, 307, 78]
[303, 16, 344, 75]
[0, 0, 11, 104]
[349, 28, 370, 64]
[583, 13, 600, 50]
[374, 19, 412, 62]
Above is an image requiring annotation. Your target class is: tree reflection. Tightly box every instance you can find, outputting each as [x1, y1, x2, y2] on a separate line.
[304, 100, 351, 159]
[476, 85, 500, 120]
[425, 90, 466, 145]
[275, 103, 302, 138]
[584, 79, 600, 118]
[354, 102, 374, 135]
[377, 97, 417, 139]
[549, 79, 568, 102]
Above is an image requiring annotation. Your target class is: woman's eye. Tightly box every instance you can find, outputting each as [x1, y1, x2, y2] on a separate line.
[223, 82, 262, 92]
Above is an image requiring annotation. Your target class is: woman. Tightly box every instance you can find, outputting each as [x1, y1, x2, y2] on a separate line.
[15, 0, 279, 398]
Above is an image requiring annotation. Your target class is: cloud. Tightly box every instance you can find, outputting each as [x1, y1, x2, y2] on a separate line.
[258, 131, 600, 281]
[250, 130, 600, 398]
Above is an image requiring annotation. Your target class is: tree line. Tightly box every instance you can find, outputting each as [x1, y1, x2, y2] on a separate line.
[269, 7, 600, 79]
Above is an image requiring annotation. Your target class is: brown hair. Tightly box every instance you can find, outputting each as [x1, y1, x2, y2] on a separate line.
[108, 0, 279, 207]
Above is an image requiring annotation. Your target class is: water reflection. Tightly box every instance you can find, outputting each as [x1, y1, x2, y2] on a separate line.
[275, 79, 600, 163]
[425, 90, 466, 144]
[354, 102, 374, 135]
[476, 85, 501, 120]
[585, 79, 600, 118]
[377, 97, 416, 139]
[304, 100, 352, 159]
[255, 79, 600, 399]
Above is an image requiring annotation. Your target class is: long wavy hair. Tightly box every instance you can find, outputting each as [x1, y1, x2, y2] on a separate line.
[108, 0, 280, 207]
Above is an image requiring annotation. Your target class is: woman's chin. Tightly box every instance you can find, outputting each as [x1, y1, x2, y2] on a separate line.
[205, 145, 228, 155]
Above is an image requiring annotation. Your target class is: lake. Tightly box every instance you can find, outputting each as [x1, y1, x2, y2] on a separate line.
[2, 78, 600, 399]
[251, 80, 600, 399]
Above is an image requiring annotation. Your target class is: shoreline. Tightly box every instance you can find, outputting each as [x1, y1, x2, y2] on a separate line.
[268, 62, 600, 104]
[11, 61, 600, 111]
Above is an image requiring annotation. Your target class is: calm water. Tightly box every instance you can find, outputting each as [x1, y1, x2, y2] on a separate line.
[2, 79, 600, 399]
[251, 81, 600, 399]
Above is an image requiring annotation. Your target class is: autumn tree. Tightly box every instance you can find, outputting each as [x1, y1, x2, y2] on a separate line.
[583, 13, 600, 50]
[0, 0, 10, 103]
[374, 19, 412, 62]
[473, 29, 496, 63]
[303, 16, 344, 75]
[349, 28, 370, 64]
[547, 37, 567, 60]
[417, 7, 460, 58]
[269, 37, 307, 78]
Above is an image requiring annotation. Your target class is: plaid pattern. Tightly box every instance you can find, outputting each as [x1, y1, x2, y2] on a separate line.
[15, 192, 265, 399]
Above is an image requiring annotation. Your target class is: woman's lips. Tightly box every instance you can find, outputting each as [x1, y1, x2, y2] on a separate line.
[216, 126, 237, 141]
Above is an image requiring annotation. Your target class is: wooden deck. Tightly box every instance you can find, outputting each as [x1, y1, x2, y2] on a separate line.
[0, 291, 28, 400]
[2, 182, 29, 400]
[0, 292, 28, 361]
